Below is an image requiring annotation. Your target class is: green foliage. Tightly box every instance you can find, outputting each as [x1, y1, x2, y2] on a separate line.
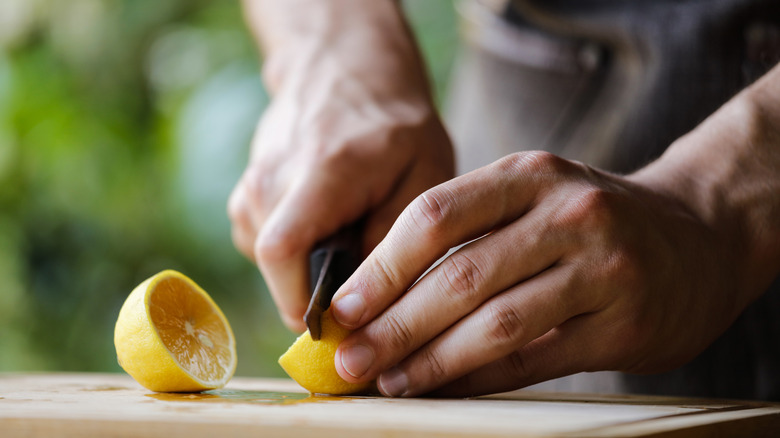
[0, 0, 457, 376]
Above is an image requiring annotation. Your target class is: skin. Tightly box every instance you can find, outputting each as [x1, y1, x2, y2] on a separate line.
[230, 0, 454, 332]
[232, 0, 780, 397]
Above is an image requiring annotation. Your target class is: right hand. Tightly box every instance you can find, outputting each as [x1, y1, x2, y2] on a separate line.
[228, 55, 454, 331]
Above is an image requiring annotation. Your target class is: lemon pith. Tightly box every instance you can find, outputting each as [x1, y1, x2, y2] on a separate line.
[114, 270, 236, 392]
[278, 309, 373, 395]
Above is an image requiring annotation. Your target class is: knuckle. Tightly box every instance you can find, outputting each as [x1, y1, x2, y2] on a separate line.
[560, 186, 617, 229]
[604, 246, 644, 290]
[515, 221, 545, 250]
[523, 150, 562, 172]
[496, 151, 567, 177]
[440, 253, 485, 302]
[574, 246, 646, 315]
[241, 163, 268, 198]
[231, 227, 254, 259]
[372, 253, 404, 289]
[227, 186, 247, 222]
[380, 311, 417, 351]
[306, 114, 342, 148]
[504, 351, 531, 379]
[317, 142, 356, 169]
[418, 348, 448, 380]
[309, 134, 375, 174]
[254, 228, 304, 264]
[577, 186, 613, 212]
[407, 188, 453, 240]
[484, 302, 526, 347]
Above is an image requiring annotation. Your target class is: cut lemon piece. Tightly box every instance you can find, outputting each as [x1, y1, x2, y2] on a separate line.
[114, 270, 236, 392]
[279, 309, 373, 395]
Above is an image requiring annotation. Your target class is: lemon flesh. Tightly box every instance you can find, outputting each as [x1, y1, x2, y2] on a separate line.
[279, 310, 373, 395]
[114, 270, 237, 392]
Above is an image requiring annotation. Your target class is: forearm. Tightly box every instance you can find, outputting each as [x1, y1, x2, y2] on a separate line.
[630, 64, 780, 305]
[242, 0, 431, 100]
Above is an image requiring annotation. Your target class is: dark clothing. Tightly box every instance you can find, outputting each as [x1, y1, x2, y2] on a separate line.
[446, 0, 780, 400]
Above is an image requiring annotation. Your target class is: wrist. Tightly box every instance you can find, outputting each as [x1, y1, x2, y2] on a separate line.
[629, 70, 780, 304]
[246, 0, 431, 100]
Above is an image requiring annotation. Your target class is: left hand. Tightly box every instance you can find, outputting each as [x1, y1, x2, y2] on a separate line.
[327, 150, 757, 397]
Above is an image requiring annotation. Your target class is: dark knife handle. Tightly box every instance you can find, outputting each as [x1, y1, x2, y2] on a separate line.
[308, 223, 363, 302]
[305, 222, 363, 338]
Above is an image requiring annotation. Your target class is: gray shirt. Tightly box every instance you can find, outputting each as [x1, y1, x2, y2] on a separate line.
[446, 0, 780, 400]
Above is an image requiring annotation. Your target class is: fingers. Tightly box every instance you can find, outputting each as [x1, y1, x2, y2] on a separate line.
[361, 152, 454, 256]
[253, 165, 370, 331]
[227, 183, 257, 261]
[370, 266, 588, 397]
[228, 161, 277, 262]
[333, 201, 570, 383]
[428, 315, 599, 398]
[228, 165, 314, 332]
[228, 126, 452, 332]
[331, 151, 570, 329]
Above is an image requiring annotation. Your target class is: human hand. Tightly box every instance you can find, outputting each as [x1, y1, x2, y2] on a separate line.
[232, 0, 455, 332]
[329, 149, 764, 397]
[228, 62, 453, 332]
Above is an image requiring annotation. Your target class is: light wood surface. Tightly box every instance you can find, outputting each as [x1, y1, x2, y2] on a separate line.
[1, 373, 779, 437]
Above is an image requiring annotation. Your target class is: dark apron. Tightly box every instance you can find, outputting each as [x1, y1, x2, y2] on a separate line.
[445, 0, 780, 400]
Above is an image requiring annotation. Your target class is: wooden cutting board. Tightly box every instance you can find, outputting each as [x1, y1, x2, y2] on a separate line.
[2, 373, 779, 437]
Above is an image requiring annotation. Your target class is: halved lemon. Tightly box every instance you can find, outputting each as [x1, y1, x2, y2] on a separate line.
[279, 309, 373, 395]
[114, 270, 236, 392]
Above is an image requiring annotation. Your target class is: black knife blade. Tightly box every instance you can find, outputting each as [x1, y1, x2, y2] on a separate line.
[304, 222, 362, 340]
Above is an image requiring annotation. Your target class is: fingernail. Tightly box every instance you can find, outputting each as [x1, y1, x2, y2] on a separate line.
[341, 344, 374, 378]
[378, 367, 408, 397]
[332, 294, 366, 326]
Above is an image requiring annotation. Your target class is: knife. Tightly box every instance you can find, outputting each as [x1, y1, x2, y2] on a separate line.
[304, 222, 362, 340]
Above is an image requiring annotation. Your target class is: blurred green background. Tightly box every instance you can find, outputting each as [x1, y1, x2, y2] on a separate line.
[0, 0, 457, 377]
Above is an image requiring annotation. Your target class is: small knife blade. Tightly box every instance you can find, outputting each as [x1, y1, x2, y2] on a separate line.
[304, 223, 362, 340]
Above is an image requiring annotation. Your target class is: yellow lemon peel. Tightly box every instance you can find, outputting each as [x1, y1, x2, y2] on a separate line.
[279, 310, 373, 395]
[114, 270, 236, 392]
